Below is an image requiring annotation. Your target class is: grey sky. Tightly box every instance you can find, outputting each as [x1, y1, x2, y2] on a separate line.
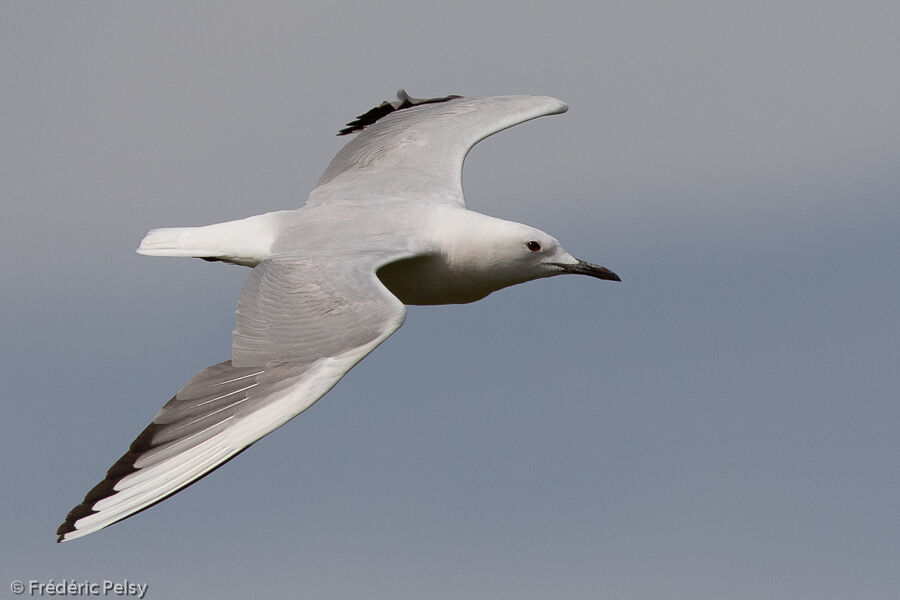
[2, 2, 898, 599]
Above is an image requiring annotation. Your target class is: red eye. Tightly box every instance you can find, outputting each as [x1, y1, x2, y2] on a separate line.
[526, 241, 542, 252]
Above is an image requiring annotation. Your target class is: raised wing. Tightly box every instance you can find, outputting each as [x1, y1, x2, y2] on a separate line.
[58, 256, 406, 541]
[307, 93, 568, 208]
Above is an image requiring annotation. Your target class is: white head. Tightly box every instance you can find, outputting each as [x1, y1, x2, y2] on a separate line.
[379, 213, 619, 305]
[480, 219, 620, 285]
[438, 213, 620, 296]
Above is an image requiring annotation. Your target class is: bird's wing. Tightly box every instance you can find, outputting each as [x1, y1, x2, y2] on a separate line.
[307, 92, 568, 208]
[58, 254, 407, 542]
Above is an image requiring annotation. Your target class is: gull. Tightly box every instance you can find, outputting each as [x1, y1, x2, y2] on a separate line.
[57, 91, 620, 542]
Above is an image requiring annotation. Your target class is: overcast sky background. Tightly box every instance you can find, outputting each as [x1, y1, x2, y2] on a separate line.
[2, 2, 898, 599]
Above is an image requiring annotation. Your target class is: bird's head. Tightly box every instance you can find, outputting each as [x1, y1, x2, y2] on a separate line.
[446, 216, 620, 292]
[507, 225, 621, 283]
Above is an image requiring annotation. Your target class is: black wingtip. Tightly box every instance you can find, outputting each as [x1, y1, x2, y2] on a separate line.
[56, 418, 256, 542]
[57, 504, 96, 542]
[55, 421, 165, 542]
[337, 89, 463, 136]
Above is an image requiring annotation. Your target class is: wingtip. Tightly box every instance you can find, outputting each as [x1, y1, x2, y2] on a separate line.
[55, 520, 80, 543]
[538, 95, 568, 114]
[337, 90, 464, 136]
[56, 498, 101, 542]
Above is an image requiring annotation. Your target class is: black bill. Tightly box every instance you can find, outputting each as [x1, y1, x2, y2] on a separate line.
[555, 259, 621, 282]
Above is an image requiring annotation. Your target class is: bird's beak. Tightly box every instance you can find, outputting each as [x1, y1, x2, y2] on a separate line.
[555, 259, 621, 282]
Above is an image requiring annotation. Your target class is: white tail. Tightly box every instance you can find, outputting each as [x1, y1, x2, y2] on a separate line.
[137, 211, 291, 267]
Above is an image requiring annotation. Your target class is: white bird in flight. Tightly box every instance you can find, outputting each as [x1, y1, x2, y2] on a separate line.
[57, 91, 620, 542]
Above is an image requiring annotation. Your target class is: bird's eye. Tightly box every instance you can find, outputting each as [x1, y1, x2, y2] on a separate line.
[526, 241, 542, 252]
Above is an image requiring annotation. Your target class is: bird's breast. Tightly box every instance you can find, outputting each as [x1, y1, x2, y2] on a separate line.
[376, 254, 502, 305]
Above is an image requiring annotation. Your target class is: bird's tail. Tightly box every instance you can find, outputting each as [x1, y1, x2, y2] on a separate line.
[136, 210, 291, 267]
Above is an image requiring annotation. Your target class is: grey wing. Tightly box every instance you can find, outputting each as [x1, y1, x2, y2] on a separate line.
[308, 93, 568, 208]
[58, 256, 406, 541]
